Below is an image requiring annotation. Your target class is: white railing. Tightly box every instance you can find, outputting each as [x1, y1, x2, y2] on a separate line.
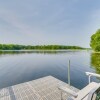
[86, 72, 100, 84]
[58, 85, 78, 99]
[58, 72, 100, 100]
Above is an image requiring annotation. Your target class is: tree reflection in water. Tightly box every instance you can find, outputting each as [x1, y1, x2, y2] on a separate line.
[91, 53, 100, 74]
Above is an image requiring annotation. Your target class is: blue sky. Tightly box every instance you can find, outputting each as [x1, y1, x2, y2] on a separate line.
[0, 0, 100, 47]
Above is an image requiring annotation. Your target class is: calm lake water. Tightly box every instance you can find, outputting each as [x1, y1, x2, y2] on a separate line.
[0, 50, 100, 89]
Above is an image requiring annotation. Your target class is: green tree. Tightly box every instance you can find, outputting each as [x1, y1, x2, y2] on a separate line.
[90, 29, 100, 51]
[0, 44, 84, 50]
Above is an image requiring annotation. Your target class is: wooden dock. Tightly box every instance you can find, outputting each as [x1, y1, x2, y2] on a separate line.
[0, 76, 79, 100]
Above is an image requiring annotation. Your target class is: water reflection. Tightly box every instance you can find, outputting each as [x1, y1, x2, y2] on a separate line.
[0, 50, 99, 89]
[0, 50, 82, 55]
[91, 53, 100, 74]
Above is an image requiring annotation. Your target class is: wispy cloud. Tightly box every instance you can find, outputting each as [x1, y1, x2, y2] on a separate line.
[0, 0, 100, 47]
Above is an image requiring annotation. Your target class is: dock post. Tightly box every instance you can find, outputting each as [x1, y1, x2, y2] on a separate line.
[68, 60, 70, 86]
[89, 75, 91, 84]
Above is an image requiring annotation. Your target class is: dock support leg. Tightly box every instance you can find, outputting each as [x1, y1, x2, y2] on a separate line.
[61, 91, 63, 100]
[68, 60, 70, 86]
[89, 75, 91, 84]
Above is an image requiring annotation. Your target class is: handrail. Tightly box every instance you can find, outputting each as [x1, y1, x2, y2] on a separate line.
[58, 86, 78, 99]
[86, 72, 100, 77]
[86, 72, 100, 84]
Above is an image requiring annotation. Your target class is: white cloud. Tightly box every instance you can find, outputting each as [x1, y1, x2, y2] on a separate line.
[0, 0, 100, 47]
[0, 8, 47, 43]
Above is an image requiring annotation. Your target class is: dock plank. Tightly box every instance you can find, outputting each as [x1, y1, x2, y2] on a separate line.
[0, 76, 79, 100]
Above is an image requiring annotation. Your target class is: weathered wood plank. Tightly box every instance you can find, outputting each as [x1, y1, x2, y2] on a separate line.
[0, 76, 79, 100]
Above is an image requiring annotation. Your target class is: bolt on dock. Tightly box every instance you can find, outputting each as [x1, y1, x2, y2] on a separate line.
[0, 76, 79, 100]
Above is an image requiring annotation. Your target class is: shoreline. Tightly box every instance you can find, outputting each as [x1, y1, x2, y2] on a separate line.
[0, 49, 91, 51]
[92, 51, 100, 53]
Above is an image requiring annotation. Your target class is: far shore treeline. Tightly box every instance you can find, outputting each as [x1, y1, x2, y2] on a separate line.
[0, 44, 86, 50]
